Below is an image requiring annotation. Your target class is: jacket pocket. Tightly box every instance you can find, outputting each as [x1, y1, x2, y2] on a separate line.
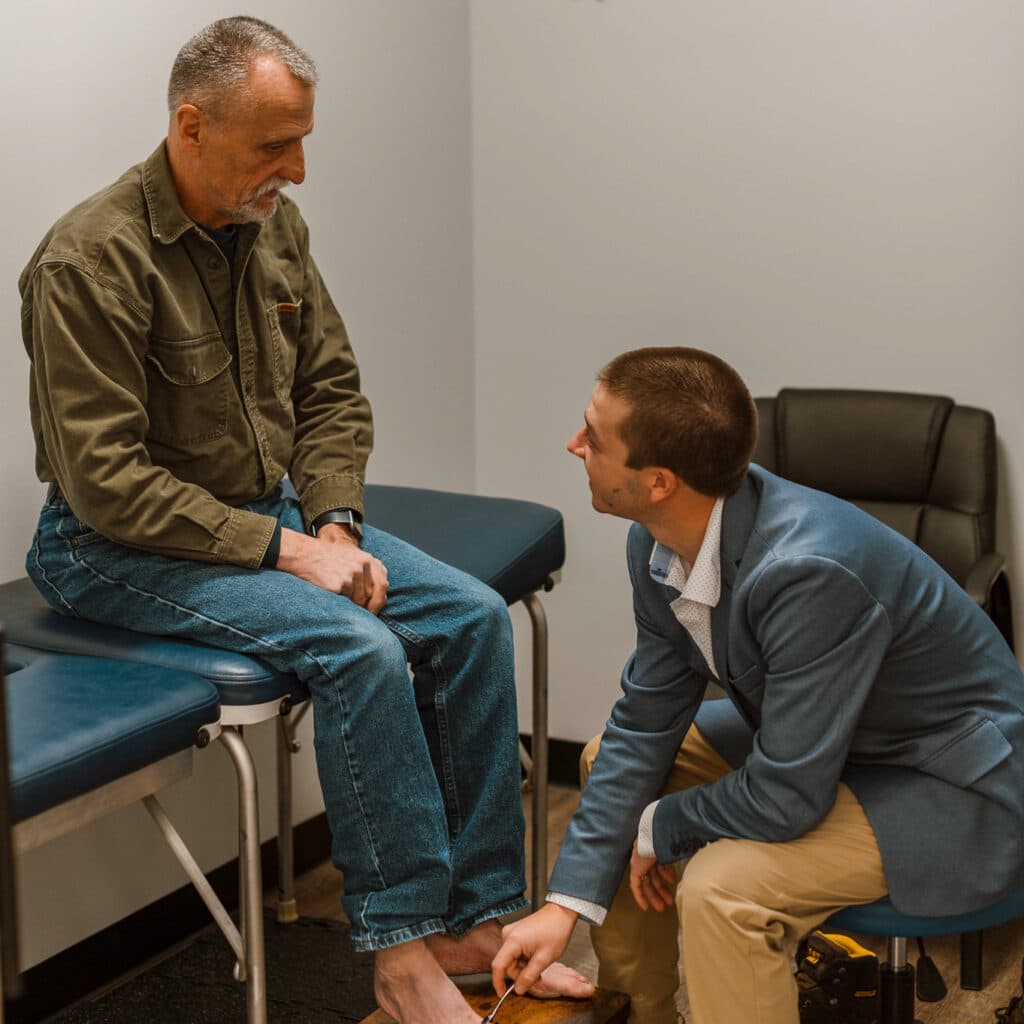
[266, 300, 302, 408]
[728, 663, 765, 700]
[145, 332, 232, 444]
[916, 717, 1012, 789]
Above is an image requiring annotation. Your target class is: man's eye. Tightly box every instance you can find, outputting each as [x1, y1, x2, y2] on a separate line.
[266, 143, 285, 154]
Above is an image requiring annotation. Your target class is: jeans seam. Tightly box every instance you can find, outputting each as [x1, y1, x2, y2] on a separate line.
[331, 669, 388, 890]
[380, 614, 462, 838]
[72, 550, 297, 659]
[349, 916, 448, 953]
[28, 531, 77, 616]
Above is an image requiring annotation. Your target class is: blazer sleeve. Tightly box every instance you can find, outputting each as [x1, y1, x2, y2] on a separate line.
[548, 526, 708, 910]
[652, 554, 892, 862]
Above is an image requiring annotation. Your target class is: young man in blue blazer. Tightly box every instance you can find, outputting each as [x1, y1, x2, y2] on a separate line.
[493, 347, 1024, 1024]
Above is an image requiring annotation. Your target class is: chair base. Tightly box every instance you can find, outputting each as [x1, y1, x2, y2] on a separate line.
[880, 961, 920, 1024]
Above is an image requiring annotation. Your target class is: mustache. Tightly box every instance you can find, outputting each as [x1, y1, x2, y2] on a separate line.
[251, 177, 291, 200]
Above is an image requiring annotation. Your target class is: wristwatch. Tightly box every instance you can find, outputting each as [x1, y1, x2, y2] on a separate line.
[309, 507, 363, 540]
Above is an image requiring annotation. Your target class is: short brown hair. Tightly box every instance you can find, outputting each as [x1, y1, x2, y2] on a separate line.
[598, 347, 757, 497]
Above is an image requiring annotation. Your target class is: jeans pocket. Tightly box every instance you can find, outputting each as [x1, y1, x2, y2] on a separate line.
[56, 511, 106, 551]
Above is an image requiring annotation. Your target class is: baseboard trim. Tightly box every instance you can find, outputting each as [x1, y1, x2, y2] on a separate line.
[4, 735, 584, 1022]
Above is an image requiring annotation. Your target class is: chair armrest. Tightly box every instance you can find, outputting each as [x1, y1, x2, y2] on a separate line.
[964, 552, 1015, 653]
[963, 552, 1007, 609]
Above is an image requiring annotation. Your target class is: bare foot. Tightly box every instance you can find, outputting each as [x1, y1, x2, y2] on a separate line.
[374, 939, 482, 1023]
[427, 920, 595, 999]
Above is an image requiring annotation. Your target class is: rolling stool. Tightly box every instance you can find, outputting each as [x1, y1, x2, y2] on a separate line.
[828, 887, 1024, 1024]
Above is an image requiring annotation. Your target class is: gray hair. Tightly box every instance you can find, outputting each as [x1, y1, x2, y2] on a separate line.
[168, 16, 318, 118]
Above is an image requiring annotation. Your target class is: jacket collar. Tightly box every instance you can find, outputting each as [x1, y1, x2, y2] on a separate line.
[141, 142, 197, 245]
[719, 467, 762, 592]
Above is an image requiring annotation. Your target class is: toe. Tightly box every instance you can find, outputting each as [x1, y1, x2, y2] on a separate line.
[530, 962, 596, 1000]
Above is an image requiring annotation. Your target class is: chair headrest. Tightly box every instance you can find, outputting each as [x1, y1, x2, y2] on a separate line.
[774, 388, 954, 502]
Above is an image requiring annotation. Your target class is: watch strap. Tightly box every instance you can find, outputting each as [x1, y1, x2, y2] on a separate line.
[310, 507, 363, 539]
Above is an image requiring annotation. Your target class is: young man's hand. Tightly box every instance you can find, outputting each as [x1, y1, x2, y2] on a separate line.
[491, 903, 578, 997]
[629, 839, 676, 911]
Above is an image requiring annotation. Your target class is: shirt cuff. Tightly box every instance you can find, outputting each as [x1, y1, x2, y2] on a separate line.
[637, 800, 659, 859]
[546, 892, 607, 927]
[259, 521, 282, 568]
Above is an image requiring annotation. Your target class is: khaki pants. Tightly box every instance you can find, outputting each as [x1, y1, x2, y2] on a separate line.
[583, 726, 887, 1024]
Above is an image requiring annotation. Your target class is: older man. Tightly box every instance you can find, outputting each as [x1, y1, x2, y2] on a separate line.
[494, 347, 1024, 1024]
[20, 17, 589, 1023]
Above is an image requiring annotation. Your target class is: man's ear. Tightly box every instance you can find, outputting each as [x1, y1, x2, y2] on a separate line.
[647, 467, 679, 505]
[174, 104, 204, 154]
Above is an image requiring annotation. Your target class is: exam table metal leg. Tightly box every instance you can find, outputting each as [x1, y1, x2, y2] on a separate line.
[276, 711, 302, 924]
[522, 593, 549, 911]
[219, 727, 267, 1024]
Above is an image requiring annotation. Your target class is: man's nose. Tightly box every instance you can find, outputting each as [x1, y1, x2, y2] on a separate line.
[283, 144, 306, 185]
[567, 430, 585, 458]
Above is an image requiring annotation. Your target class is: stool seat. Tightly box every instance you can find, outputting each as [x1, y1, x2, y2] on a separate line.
[829, 887, 1024, 938]
[364, 485, 565, 603]
[4, 644, 218, 822]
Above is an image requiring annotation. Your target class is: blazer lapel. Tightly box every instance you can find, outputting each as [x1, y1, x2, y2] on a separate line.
[711, 473, 761, 687]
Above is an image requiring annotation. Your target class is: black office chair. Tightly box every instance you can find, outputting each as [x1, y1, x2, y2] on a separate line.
[753, 387, 1017, 1020]
[753, 388, 1013, 647]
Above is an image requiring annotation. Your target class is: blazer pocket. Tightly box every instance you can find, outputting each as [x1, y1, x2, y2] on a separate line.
[917, 718, 1012, 789]
[728, 664, 765, 700]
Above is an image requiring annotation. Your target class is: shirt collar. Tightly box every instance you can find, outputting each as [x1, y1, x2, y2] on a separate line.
[648, 496, 725, 608]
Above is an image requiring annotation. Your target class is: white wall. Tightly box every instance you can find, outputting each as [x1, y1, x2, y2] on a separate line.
[471, 1, 1024, 743]
[4, 0, 474, 966]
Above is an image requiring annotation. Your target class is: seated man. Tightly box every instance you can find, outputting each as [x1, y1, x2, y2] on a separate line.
[493, 346, 1024, 1024]
[19, 17, 590, 1024]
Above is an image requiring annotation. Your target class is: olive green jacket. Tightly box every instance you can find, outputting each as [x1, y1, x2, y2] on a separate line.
[20, 143, 373, 568]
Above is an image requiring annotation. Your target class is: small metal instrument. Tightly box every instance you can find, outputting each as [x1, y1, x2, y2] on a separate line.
[482, 983, 516, 1023]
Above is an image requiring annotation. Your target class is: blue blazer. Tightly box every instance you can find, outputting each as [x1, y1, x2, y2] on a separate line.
[549, 465, 1024, 917]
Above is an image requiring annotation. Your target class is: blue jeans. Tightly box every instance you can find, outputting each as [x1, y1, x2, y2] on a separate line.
[27, 488, 527, 951]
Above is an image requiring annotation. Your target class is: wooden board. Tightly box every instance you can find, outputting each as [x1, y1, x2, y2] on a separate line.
[360, 979, 630, 1023]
